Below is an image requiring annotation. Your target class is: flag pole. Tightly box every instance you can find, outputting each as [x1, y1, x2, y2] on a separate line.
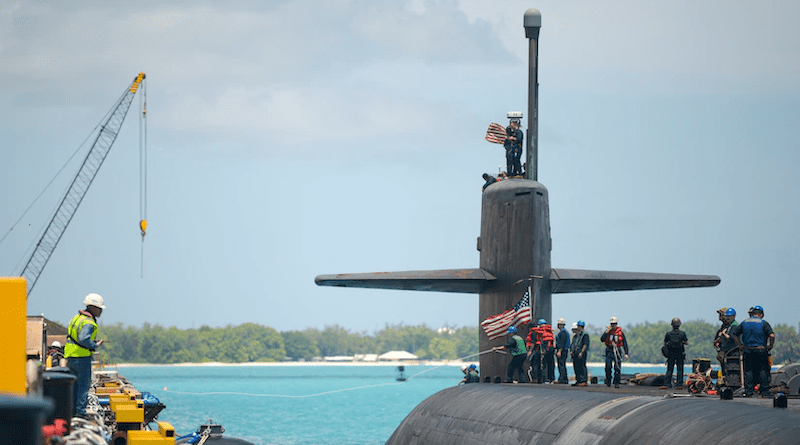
[528, 278, 534, 323]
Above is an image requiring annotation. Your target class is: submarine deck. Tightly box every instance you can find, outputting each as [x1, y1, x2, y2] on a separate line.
[492, 381, 800, 412]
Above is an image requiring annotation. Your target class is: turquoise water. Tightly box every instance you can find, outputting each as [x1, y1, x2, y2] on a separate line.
[120, 365, 457, 445]
[119, 364, 686, 444]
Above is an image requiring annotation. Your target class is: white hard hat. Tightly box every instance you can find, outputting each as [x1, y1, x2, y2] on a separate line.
[610, 316, 618, 324]
[571, 322, 578, 330]
[461, 365, 468, 372]
[557, 318, 565, 325]
[83, 293, 106, 309]
[51, 341, 61, 348]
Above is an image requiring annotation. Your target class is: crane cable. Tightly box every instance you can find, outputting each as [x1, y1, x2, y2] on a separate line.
[139, 77, 148, 278]
[1, 88, 127, 272]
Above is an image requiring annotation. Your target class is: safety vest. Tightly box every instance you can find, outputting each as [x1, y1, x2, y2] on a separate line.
[604, 326, 624, 348]
[571, 332, 587, 355]
[538, 325, 554, 347]
[529, 325, 554, 347]
[741, 317, 767, 347]
[467, 370, 480, 383]
[65, 312, 98, 358]
[510, 335, 526, 356]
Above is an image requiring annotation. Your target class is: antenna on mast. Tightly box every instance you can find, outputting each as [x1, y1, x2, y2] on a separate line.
[524, 9, 541, 181]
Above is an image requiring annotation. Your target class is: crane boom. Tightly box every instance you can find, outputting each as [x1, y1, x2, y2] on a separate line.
[21, 72, 146, 295]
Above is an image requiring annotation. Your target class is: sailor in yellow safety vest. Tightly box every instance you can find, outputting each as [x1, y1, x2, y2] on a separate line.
[65, 293, 106, 418]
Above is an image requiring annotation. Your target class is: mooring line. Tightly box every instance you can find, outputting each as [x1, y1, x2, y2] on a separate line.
[155, 351, 491, 399]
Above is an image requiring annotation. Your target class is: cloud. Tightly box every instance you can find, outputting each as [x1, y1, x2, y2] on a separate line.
[457, 0, 800, 95]
[1, 0, 513, 153]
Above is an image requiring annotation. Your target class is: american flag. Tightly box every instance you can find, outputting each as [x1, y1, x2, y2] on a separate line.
[481, 291, 532, 340]
[485, 123, 506, 144]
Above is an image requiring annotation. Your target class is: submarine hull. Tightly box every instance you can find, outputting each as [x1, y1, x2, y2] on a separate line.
[386, 384, 800, 444]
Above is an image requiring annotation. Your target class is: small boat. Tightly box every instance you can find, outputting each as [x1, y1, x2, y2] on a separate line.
[396, 366, 407, 382]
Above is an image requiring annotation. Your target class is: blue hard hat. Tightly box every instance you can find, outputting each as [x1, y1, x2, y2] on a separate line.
[508, 326, 517, 334]
[538, 318, 547, 325]
[577, 320, 585, 327]
[469, 364, 477, 370]
[753, 305, 764, 313]
[725, 308, 736, 316]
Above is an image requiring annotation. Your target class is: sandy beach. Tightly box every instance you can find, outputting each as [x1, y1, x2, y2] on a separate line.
[112, 361, 667, 368]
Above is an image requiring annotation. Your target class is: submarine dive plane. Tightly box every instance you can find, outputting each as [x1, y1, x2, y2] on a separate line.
[316, 8, 800, 445]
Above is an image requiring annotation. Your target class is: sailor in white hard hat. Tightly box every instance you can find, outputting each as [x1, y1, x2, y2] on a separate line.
[601, 316, 629, 388]
[554, 318, 570, 384]
[46, 340, 65, 369]
[65, 293, 107, 417]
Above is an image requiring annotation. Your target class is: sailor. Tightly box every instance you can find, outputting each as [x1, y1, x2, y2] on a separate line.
[601, 316, 629, 388]
[66, 293, 106, 418]
[714, 308, 739, 381]
[458, 365, 469, 384]
[493, 326, 528, 383]
[659, 318, 688, 389]
[527, 318, 555, 383]
[46, 341, 65, 369]
[570, 321, 589, 386]
[713, 307, 728, 369]
[730, 305, 775, 397]
[467, 364, 479, 383]
[458, 364, 480, 385]
[503, 113, 524, 177]
[482, 173, 497, 191]
[554, 318, 571, 384]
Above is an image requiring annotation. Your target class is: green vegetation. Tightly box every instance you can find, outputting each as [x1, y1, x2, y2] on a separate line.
[95, 320, 799, 365]
[97, 323, 478, 364]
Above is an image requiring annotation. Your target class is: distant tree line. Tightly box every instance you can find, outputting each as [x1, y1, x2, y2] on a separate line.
[94, 321, 800, 366]
[96, 323, 479, 365]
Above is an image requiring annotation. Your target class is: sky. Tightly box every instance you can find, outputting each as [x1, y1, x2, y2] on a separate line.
[1, 0, 798, 334]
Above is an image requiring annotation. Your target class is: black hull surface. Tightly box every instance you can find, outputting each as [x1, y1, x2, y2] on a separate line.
[386, 383, 800, 444]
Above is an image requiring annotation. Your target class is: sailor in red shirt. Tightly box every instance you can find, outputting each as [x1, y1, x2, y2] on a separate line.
[527, 318, 555, 383]
[600, 316, 629, 388]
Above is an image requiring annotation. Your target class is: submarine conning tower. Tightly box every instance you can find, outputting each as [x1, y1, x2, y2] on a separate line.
[479, 178, 550, 380]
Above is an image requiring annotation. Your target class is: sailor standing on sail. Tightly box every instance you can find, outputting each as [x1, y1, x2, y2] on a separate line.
[503, 112, 523, 177]
[601, 316, 629, 388]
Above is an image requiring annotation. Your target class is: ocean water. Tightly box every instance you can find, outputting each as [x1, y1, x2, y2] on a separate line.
[118, 363, 684, 445]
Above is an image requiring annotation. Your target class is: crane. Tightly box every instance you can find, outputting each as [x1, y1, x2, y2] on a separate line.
[20, 72, 146, 295]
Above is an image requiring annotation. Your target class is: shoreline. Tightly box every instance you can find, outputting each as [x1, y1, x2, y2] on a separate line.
[111, 361, 668, 368]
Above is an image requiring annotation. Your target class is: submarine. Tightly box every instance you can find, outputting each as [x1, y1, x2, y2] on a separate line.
[316, 8, 800, 444]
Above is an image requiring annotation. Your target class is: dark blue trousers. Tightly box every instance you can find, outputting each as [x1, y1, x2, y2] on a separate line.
[663, 350, 685, 387]
[68, 356, 92, 416]
[743, 349, 771, 395]
[605, 348, 622, 385]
